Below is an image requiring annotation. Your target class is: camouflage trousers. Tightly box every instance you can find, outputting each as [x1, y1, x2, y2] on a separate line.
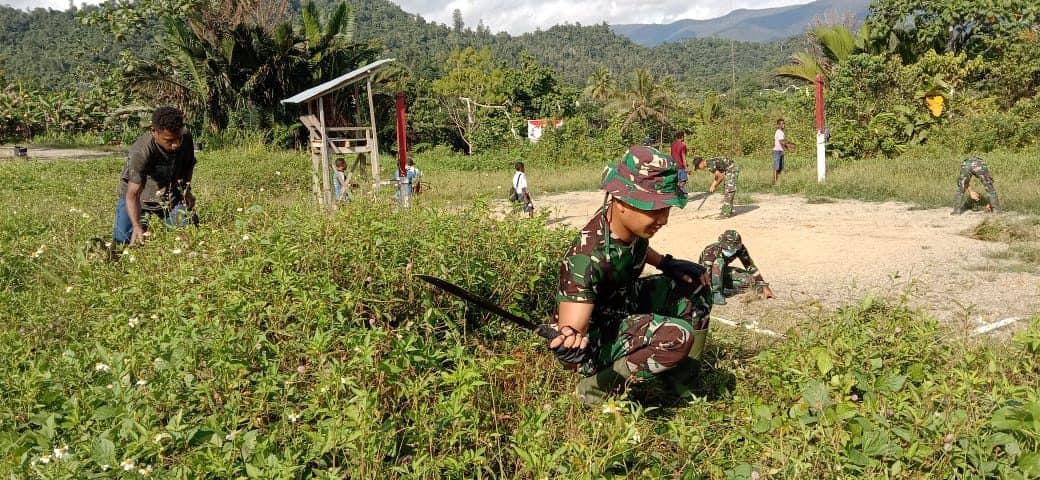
[715, 266, 758, 298]
[954, 162, 998, 210]
[582, 275, 713, 382]
[720, 167, 740, 218]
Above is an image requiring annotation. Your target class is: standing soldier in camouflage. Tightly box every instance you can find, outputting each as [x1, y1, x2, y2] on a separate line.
[692, 156, 740, 218]
[953, 156, 1001, 214]
[551, 145, 713, 404]
[699, 230, 775, 305]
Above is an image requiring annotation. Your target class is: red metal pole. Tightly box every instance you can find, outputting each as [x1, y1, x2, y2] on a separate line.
[395, 91, 408, 177]
[814, 74, 825, 133]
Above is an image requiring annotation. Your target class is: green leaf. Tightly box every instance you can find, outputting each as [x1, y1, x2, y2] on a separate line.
[1018, 453, 1040, 476]
[812, 347, 834, 375]
[881, 374, 906, 393]
[91, 437, 115, 464]
[246, 463, 262, 478]
[240, 430, 258, 459]
[802, 380, 831, 413]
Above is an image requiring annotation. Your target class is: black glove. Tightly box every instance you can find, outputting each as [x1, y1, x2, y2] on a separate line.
[540, 325, 589, 364]
[659, 254, 707, 283]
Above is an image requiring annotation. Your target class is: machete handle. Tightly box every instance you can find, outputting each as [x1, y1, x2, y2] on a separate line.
[535, 324, 559, 341]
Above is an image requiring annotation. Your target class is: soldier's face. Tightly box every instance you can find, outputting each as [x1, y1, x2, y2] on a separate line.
[620, 203, 670, 238]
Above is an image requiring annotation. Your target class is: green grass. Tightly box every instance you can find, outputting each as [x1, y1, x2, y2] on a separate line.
[2, 148, 1039, 478]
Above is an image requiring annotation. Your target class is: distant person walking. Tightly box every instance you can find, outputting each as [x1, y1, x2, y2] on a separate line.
[670, 131, 689, 189]
[112, 106, 197, 246]
[772, 118, 794, 185]
[953, 156, 1000, 214]
[512, 161, 534, 217]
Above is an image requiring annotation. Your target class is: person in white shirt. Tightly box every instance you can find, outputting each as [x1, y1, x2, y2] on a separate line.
[512, 161, 534, 217]
[772, 118, 795, 185]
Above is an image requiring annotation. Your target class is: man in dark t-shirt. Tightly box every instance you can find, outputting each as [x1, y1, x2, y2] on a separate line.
[112, 107, 197, 246]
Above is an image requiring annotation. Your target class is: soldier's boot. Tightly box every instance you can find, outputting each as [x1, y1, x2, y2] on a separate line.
[576, 358, 632, 405]
[952, 192, 966, 215]
[989, 194, 1002, 213]
[719, 203, 734, 219]
[662, 358, 700, 399]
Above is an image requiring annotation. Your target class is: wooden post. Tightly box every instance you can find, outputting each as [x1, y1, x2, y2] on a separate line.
[366, 78, 380, 188]
[318, 96, 333, 209]
[307, 102, 322, 207]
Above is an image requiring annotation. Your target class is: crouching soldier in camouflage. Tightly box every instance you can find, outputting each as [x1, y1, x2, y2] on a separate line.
[699, 230, 775, 305]
[550, 145, 714, 404]
[692, 156, 740, 218]
[953, 156, 1001, 214]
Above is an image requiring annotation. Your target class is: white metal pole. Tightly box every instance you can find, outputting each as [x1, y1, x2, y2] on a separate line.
[817, 132, 826, 183]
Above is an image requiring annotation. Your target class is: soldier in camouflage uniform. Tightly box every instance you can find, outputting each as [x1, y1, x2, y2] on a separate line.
[692, 156, 740, 218]
[550, 145, 714, 404]
[953, 156, 1001, 214]
[699, 230, 774, 305]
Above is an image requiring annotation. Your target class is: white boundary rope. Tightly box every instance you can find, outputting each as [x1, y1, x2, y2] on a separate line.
[969, 317, 1024, 337]
[711, 314, 786, 339]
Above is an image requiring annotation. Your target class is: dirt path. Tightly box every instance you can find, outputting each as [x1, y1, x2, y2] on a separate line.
[0, 146, 118, 161]
[533, 190, 1039, 335]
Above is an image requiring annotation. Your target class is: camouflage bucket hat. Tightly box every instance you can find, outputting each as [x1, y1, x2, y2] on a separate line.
[719, 230, 742, 250]
[601, 145, 687, 210]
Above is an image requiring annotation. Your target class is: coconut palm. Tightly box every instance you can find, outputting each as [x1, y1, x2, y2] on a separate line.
[610, 68, 674, 131]
[775, 24, 858, 83]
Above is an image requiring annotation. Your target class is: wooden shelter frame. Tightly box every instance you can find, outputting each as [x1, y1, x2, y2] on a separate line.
[281, 58, 395, 210]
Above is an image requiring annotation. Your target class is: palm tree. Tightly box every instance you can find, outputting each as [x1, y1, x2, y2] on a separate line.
[583, 66, 614, 103]
[609, 68, 674, 132]
[775, 24, 857, 83]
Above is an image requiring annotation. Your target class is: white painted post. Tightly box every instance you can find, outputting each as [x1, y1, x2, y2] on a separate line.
[817, 132, 826, 183]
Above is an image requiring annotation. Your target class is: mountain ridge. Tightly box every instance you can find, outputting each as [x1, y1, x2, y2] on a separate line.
[611, 0, 872, 46]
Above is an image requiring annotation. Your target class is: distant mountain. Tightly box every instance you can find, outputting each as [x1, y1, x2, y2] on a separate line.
[612, 0, 872, 46]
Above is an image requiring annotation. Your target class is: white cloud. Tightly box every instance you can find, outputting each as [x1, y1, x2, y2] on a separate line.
[393, 0, 813, 34]
[2, 0, 812, 35]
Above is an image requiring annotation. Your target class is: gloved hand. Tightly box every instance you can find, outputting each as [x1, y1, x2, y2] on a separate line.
[659, 254, 707, 285]
[544, 325, 589, 364]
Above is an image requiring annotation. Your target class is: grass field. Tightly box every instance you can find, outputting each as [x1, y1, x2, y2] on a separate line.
[2, 147, 1039, 478]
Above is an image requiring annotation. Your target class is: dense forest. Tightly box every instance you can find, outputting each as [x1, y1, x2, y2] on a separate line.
[1, 0, 1038, 161]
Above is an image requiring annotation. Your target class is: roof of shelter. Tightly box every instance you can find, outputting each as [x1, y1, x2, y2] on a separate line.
[281, 58, 396, 105]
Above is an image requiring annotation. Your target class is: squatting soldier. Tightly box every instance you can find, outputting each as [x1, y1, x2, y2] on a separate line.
[953, 156, 1001, 214]
[550, 145, 713, 404]
[699, 230, 775, 305]
[692, 156, 740, 218]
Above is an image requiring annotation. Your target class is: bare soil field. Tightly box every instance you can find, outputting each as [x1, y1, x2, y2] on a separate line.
[532, 190, 1039, 337]
[0, 146, 117, 161]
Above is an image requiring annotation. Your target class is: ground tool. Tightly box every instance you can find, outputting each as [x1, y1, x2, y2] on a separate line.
[696, 192, 711, 210]
[415, 274, 558, 341]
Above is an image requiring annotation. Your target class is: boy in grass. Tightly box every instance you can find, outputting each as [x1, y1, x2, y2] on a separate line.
[112, 107, 197, 246]
[699, 230, 775, 305]
[333, 158, 350, 202]
[953, 156, 1001, 214]
[550, 145, 713, 404]
[692, 156, 740, 219]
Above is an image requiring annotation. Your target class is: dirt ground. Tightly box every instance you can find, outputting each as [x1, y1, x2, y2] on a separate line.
[532, 190, 1039, 337]
[0, 146, 117, 161]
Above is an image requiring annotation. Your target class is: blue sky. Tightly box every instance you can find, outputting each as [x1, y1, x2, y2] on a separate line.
[2, 0, 812, 34]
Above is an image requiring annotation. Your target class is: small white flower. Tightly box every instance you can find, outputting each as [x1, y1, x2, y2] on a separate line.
[629, 432, 641, 443]
[138, 464, 153, 476]
[101, 464, 110, 471]
[106, 383, 114, 389]
[30, 245, 45, 258]
[142, 231, 151, 237]
[122, 249, 130, 255]
[136, 379, 148, 387]
[127, 255, 136, 263]
[128, 317, 140, 328]
[236, 207, 243, 212]
[340, 377, 347, 385]
[259, 187, 265, 192]
[104, 242, 112, 248]
[81, 213, 90, 218]
[64, 286, 74, 293]
[39, 454, 52, 464]
[53, 445, 69, 460]
[225, 430, 239, 441]
[242, 235, 250, 241]
[320, 386, 329, 394]
[287, 412, 301, 423]
[95, 362, 110, 372]
[171, 248, 183, 255]
[601, 401, 620, 415]
[275, 171, 282, 175]
[69, 207, 77, 213]
[150, 314, 158, 320]
[751, 471, 761, 480]
[120, 458, 135, 471]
